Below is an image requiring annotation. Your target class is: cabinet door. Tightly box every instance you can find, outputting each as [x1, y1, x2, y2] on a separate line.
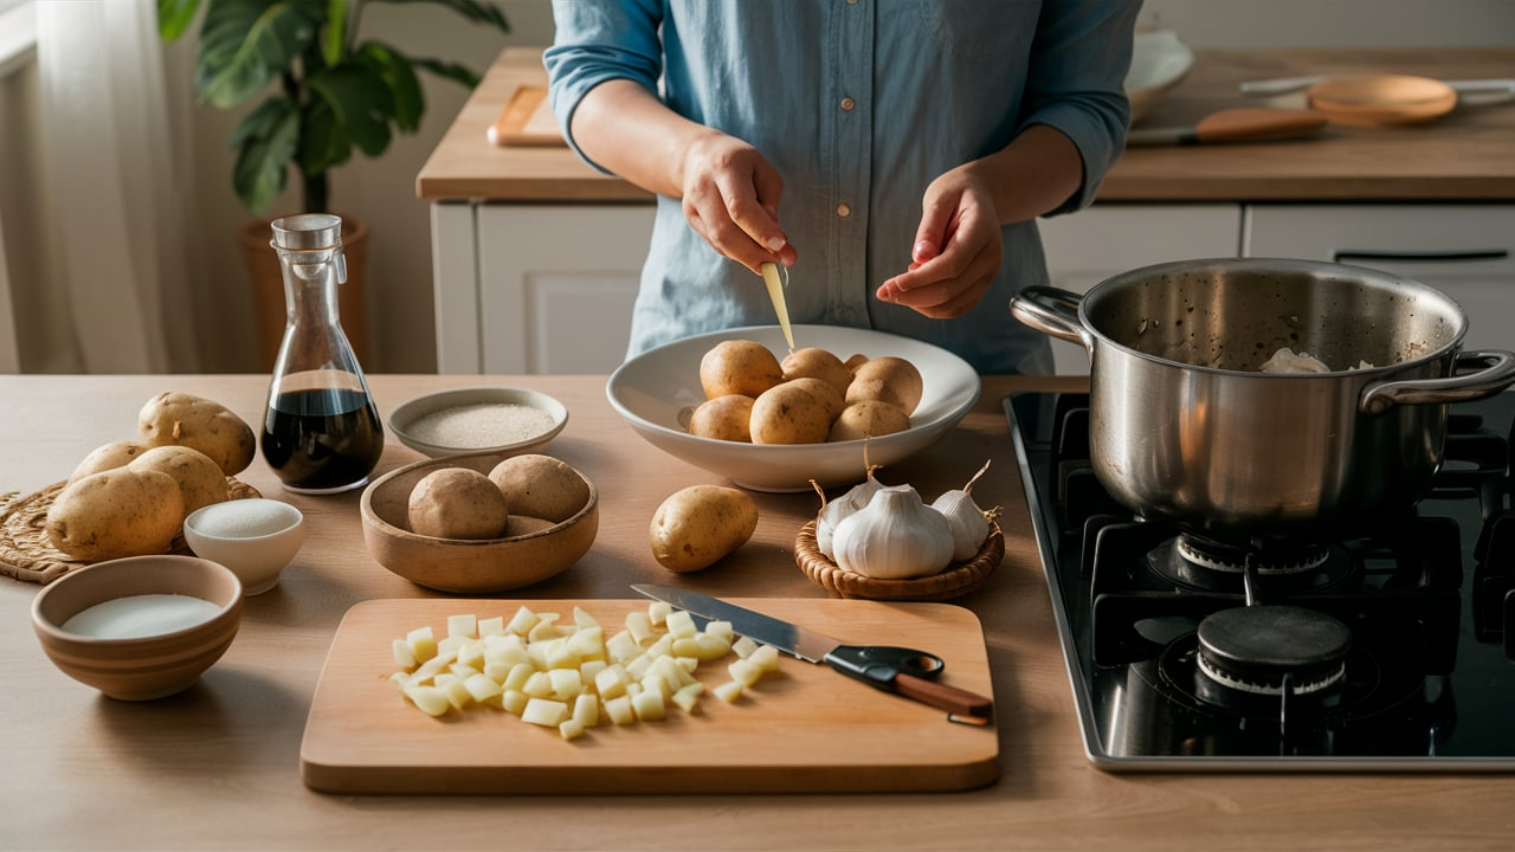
[1246, 205, 1515, 351]
[1037, 204, 1242, 373]
[476, 204, 655, 374]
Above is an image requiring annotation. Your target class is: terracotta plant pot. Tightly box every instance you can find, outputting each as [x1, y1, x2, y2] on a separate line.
[237, 215, 369, 372]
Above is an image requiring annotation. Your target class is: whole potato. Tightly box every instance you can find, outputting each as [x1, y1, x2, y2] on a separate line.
[829, 399, 912, 442]
[408, 468, 509, 540]
[699, 340, 784, 399]
[488, 454, 592, 523]
[128, 445, 231, 516]
[138, 392, 257, 476]
[688, 394, 755, 442]
[845, 356, 924, 416]
[750, 381, 832, 444]
[46, 469, 185, 561]
[781, 347, 852, 397]
[649, 485, 759, 573]
[68, 440, 150, 485]
[781, 376, 845, 423]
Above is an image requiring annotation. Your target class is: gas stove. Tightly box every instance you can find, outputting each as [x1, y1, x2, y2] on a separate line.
[1007, 390, 1515, 771]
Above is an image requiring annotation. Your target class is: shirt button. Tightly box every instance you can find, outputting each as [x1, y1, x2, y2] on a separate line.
[846, 0, 859, 5]
[836, 203, 852, 218]
[840, 96, 856, 112]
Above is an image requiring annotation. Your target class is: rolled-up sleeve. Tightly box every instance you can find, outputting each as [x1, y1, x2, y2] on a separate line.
[1019, 0, 1142, 216]
[543, 0, 666, 175]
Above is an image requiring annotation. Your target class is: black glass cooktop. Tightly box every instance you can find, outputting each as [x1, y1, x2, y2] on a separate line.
[1007, 390, 1515, 771]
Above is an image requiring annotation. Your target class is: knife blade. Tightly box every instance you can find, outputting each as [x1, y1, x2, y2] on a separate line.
[631, 584, 994, 725]
[760, 262, 796, 353]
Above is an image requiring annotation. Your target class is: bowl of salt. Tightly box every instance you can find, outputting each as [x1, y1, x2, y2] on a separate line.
[183, 499, 305, 595]
[387, 387, 569, 459]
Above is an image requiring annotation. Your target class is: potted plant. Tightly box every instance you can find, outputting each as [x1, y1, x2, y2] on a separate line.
[158, 0, 510, 368]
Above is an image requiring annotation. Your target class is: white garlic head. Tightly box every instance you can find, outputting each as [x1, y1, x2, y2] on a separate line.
[931, 488, 989, 561]
[814, 475, 884, 559]
[831, 485, 954, 580]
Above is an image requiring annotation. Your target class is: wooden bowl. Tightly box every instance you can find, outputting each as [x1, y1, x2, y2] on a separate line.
[795, 519, 1003, 602]
[360, 450, 598, 594]
[1306, 74, 1457, 127]
[31, 555, 244, 700]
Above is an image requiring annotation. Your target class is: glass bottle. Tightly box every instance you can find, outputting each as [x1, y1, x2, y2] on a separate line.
[259, 214, 384, 494]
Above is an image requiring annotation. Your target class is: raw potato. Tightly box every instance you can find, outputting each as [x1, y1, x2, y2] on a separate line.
[699, 340, 784, 399]
[649, 485, 759, 573]
[137, 392, 256, 476]
[750, 381, 833, 445]
[503, 516, 557, 537]
[489, 454, 591, 523]
[843, 353, 870, 373]
[408, 468, 510, 540]
[781, 347, 852, 397]
[67, 440, 150, 485]
[846, 356, 924, 416]
[688, 395, 755, 443]
[45, 469, 185, 561]
[128, 445, 231, 516]
[829, 399, 912, 442]
[781, 377, 845, 423]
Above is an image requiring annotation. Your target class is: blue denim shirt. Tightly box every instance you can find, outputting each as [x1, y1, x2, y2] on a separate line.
[545, 0, 1138, 374]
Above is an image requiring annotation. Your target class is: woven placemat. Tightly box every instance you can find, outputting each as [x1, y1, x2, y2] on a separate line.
[1, 478, 261, 585]
[795, 518, 1003, 602]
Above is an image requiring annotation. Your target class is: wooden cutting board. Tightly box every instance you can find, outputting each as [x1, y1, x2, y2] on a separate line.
[487, 85, 564, 147]
[300, 597, 998, 794]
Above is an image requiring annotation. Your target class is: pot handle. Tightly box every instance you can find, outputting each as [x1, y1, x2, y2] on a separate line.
[1359, 350, 1515, 415]
[1010, 287, 1094, 355]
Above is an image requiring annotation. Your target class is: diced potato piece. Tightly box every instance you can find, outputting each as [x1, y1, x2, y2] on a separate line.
[545, 644, 581, 671]
[639, 674, 669, 701]
[604, 695, 636, 726]
[521, 698, 568, 727]
[483, 661, 511, 684]
[523, 671, 555, 699]
[387, 671, 410, 692]
[732, 635, 759, 660]
[648, 600, 673, 625]
[477, 615, 506, 637]
[650, 655, 695, 690]
[606, 630, 639, 663]
[572, 606, 599, 629]
[501, 689, 529, 716]
[675, 656, 700, 673]
[503, 662, 535, 692]
[448, 662, 481, 679]
[579, 659, 608, 683]
[548, 668, 583, 701]
[559, 718, 585, 741]
[572, 693, 599, 728]
[691, 633, 733, 661]
[433, 673, 459, 690]
[728, 658, 764, 688]
[646, 634, 674, 660]
[406, 626, 438, 663]
[457, 640, 486, 671]
[595, 665, 629, 700]
[625, 653, 654, 681]
[565, 626, 605, 660]
[442, 679, 474, 711]
[463, 673, 502, 704]
[665, 609, 698, 639]
[407, 647, 461, 685]
[447, 613, 478, 639]
[626, 611, 655, 645]
[713, 680, 744, 704]
[670, 637, 702, 658]
[749, 643, 781, 672]
[671, 682, 704, 713]
[705, 620, 734, 641]
[392, 638, 416, 669]
[403, 684, 452, 717]
[483, 636, 530, 670]
[529, 617, 568, 643]
[506, 606, 539, 636]
[631, 689, 666, 722]
[437, 635, 470, 657]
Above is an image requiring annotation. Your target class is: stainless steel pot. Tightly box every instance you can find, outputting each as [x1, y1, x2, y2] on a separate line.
[1010, 257, 1515, 546]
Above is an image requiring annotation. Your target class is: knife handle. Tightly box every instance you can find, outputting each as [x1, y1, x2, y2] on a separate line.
[894, 673, 994, 725]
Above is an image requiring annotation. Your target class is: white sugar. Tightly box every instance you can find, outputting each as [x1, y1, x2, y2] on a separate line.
[61, 594, 221, 639]
[191, 500, 295, 538]
[407, 403, 556, 448]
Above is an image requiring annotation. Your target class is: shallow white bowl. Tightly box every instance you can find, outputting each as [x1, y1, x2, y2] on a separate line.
[606, 325, 982, 492]
[183, 499, 305, 595]
[1126, 29, 1195, 124]
[388, 387, 569, 458]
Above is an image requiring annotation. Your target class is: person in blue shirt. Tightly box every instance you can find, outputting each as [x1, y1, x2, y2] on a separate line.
[545, 1, 1140, 375]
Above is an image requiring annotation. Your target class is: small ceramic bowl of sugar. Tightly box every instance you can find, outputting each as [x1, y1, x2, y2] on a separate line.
[31, 555, 243, 700]
[387, 386, 569, 459]
[183, 498, 306, 595]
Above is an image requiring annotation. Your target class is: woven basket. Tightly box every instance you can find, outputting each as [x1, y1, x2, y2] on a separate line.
[795, 518, 1003, 601]
[0, 478, 262, 585]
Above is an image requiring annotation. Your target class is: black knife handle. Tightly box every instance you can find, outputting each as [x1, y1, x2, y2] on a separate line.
[824, 645, 994, 724]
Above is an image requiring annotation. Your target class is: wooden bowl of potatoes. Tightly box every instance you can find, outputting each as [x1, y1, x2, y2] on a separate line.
[359, 450, 598, 594]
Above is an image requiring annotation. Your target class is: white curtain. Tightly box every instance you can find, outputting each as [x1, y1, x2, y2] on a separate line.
[35, 0, 201, 373]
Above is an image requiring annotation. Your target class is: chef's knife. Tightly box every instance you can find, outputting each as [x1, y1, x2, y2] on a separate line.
[1127, 107, 1328, 146]
[631, 584, 994, 725]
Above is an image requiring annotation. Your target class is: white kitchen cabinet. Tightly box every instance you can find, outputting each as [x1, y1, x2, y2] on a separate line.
[1245, 205, 1515, 351]
[1036, 204, 1243, 373]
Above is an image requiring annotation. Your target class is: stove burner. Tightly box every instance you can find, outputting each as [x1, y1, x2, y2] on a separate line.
[1177, 536, 1330, 575]
[1143, 535, 1353, 596]
[1195, 606, 1352, 705]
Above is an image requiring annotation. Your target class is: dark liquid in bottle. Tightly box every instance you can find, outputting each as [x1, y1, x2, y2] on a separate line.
[262, 388, 384, 492]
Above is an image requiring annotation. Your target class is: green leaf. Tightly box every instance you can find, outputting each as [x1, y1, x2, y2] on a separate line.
[357, 42, 423, 132]
[409, 56, 481, 89]
[196, 0, 326, 109]
[373, 0, 509, 35]
[298, 66, 396, 175]
[158, 0, 203, 42]
[231, 95, 301, 213]
[322, 0, 348, 68]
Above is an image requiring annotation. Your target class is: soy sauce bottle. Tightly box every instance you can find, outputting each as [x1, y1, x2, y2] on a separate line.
[260, 214, 384, 494]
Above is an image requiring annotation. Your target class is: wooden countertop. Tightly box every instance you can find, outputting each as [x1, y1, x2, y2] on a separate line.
[5, 374, 1515, 851]
[416, 47, 1515, 204]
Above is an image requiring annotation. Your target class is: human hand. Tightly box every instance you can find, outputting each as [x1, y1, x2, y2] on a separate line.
[678, 131, 798, 274]
[875, 166, 1002, 318]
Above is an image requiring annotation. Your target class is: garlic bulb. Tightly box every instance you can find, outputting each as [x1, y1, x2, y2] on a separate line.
[931, 459, 992, 561]
[831, 485, 954, 580]
[811, 466, 884, 559]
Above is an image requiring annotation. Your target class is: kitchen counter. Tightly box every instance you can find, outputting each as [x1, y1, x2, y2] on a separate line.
[417, 46, 1515, 202]
[4, 374, 1514, 851]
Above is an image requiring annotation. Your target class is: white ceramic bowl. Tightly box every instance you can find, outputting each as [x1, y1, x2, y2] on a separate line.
[388, 387, 569, 458]
[1126, 29, 1195, 124]
[606, 325, 982, 492]
[183, 499, 306, 595]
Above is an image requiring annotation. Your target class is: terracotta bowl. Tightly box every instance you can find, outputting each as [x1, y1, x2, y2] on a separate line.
[31, 555, 244, 701]
[360, 450, 599, 594]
